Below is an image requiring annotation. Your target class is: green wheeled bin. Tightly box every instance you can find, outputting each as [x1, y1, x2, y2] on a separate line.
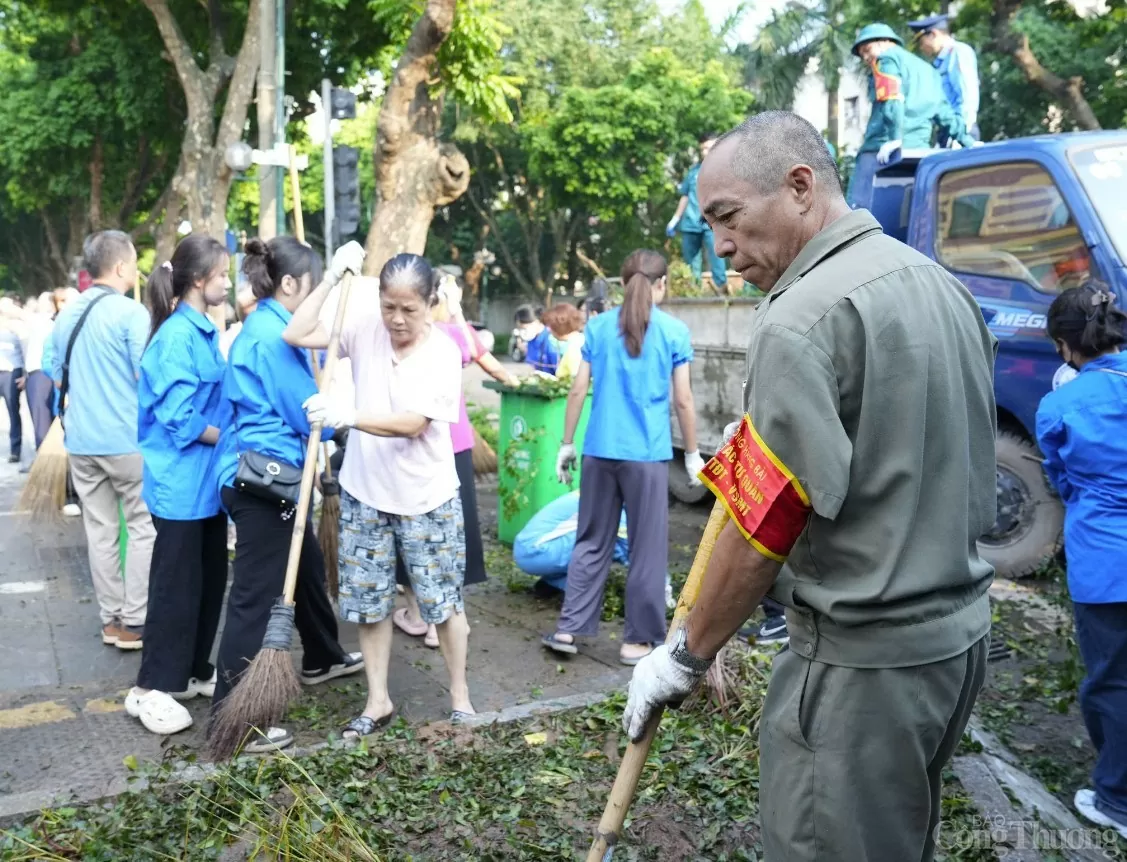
[485, 381, 592, 544]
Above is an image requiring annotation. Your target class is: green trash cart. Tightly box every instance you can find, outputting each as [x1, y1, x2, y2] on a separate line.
[485, 380, 592, 544]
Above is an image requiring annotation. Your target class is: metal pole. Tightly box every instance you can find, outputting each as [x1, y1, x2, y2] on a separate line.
[275, 0, 286, 237]
[322, 78, 335, 260]
[256, 0, 277, 239]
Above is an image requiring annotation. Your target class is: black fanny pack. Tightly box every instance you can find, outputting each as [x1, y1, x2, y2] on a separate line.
[235, 451, 303, 510]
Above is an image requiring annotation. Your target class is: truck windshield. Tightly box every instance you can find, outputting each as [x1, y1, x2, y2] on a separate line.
[1069, 144, 1127, 264]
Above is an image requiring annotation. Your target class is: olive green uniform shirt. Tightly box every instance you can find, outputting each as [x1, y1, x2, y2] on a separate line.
[743, 209, 997, 668]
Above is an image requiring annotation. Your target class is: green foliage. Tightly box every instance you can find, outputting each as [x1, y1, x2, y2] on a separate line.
[467, 402, 499, 451]
[369, 0, 520, 123]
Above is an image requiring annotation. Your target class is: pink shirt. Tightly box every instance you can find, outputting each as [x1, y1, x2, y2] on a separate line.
[435, 321, 480, 455]
[339, 307, 461, 516]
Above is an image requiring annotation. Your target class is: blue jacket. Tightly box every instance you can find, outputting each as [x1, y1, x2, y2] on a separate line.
[216, 298, 318, 499]
[138, 305, 232, 520]
[1036, 352, 1127, 603]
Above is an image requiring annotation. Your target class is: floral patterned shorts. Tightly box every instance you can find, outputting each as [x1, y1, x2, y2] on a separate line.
[337, 489, 466, 626]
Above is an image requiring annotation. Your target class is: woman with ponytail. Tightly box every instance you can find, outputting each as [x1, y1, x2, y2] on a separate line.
[543, 250, 702, 665]
[127, 234, 232, 735]
[207, 236, 365, 753]
[1037, 283, 1127, 839]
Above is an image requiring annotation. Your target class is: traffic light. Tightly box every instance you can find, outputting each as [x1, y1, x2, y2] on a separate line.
[333, 145, 362, 241]
[330, 88, 356, 120]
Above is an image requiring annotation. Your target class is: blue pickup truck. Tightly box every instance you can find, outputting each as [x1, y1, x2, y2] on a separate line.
[667, 130, 1127, 578]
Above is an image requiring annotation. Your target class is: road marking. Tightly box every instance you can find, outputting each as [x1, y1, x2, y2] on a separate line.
[0, 581, 46, 595]
[83, 698, 124, 715]
[0, 700, 76, 729]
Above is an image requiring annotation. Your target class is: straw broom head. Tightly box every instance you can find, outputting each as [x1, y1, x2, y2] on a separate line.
[17, 418, 68, 519]
[471, 426, 497, 475]
[319, 473, 340, 601]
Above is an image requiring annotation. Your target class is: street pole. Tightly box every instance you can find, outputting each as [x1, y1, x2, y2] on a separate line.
[256, 0, 277, 239]
[275, 0, 286, 238]
[322, 79, 335, 261]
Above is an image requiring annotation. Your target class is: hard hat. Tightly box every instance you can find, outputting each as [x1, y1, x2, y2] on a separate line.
[852, 23, 903, 56]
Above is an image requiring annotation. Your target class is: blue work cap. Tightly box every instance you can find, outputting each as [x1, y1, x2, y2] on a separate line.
[852, 23, 903, 56]
[908, 13, 949, 32]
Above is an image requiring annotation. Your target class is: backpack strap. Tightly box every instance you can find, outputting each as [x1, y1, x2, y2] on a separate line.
[58, 286, 115, 425]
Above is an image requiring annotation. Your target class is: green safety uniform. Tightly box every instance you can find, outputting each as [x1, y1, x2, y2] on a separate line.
[740, 210, 998, 860]
[861, 43, 974, 153]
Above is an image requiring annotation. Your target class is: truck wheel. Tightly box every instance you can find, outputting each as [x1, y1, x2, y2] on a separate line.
[668, 449, 711, 505]
[978, 431, 1063, 579]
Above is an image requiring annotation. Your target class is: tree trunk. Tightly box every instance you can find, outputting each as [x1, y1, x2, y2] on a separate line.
[990, 0, 1101, 130]
[826, 85, 840, 151]
[89, 135, 104, 231]
[362, 0, 470, 276]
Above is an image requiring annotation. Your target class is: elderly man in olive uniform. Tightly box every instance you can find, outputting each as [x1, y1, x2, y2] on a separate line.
[622, 110, 998, 862]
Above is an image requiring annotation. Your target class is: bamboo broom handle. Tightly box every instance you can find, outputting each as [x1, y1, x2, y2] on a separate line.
[585, 499, 729, 862]
[280, 272, 353, 605]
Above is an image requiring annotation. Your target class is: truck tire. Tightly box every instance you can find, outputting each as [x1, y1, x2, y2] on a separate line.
[978, 431, 1063, 579]
[668, 448, 711, 504]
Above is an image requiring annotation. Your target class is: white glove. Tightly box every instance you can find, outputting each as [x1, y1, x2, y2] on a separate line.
[876, 139, 902, 166]
[723, 419, 742, 442]
[623, 644, 705, 742]
[556, 443, 577, 485]
[684, 450, 705, 487]
[329, 241, 366, 286]
[302, 392, 356, 430]
[665, 217, 679, 238]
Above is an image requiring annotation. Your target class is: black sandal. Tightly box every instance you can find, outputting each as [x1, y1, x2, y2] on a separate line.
[541, 632, 578, 655]
[340, 711, 395, 739]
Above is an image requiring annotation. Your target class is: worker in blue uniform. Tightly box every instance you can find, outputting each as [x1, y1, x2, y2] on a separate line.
[847, 22, 975, 209]
[909, 13, 980, 143]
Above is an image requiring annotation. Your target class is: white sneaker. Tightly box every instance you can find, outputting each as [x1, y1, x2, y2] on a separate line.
[171, 671, 217, 701]
[1075, 789, 1127, 839]
[62, 503, 81, 517]
[243, 726, 294, 754]
[124, 688, 193, 735]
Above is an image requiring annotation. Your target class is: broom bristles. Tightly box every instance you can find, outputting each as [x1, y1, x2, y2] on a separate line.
[17, 418, 68, 519]
[319, 491, 340, 601]
[209, 647, 302, 760]
[471, 427, 497, 475]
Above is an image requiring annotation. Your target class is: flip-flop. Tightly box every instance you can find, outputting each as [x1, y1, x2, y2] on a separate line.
[340, 710, 395, 740]
[392, 607, 427, 637]
[619, 646, 653, 667]
[450, 710, 476, 724]
[541, 632, 578, 655]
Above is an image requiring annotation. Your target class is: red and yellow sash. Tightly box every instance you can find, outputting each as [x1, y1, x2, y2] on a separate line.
[698, 415, 812, 562]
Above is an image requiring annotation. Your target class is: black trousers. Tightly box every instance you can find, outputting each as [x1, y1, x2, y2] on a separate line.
[137, 514, 228, 692]
[25, 370, 54, 450]
[212, 487, 345, 708]
[0, 368, 22, 458]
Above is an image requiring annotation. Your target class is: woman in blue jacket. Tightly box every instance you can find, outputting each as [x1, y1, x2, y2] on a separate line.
[208, 236, 364, 753]
[127, 234, 232, 736]
[1036, 284, 1127, 840]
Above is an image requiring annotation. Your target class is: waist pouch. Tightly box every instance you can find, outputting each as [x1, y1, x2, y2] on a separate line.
[235, 450, 302, 510]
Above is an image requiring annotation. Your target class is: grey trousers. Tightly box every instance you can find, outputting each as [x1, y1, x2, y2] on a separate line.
[759, 635, 989, 862]
[556, 456, 668, 645]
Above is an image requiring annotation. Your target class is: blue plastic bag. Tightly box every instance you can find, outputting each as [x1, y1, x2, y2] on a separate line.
[513, 492, 628, 591]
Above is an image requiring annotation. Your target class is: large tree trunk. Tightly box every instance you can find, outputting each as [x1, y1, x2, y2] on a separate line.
[826, 85, 840, 151]
[363, 0, 470, 276]
[991, 0, 1100, 130]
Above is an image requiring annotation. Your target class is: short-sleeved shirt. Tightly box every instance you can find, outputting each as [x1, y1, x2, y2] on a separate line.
[339, 307, 461, 516]
[742, 209, 997, 668]
[525, 328, 561, 374]
[677, 163, 707, 233]
[435, 320, 480, 455]
[50, 285, 151, 456]
[1036, 352, 1127, 604]
[216, 298, 319, 496]
[139, 305, 232, 520]
[581, 306, 693, 463]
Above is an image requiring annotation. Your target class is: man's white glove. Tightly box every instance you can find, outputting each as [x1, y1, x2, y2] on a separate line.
[722, 419, 742, 442]
[623, 644, 706, 742]
[329, 241, 366, 286]
[556, 443, 577, 485]
[684, 450, 705, 487]
[302, 392, 356, 430]
[876, 139, 902, 165]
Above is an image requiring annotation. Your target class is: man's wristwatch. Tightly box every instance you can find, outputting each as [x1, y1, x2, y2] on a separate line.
[669, 627, 713, 675]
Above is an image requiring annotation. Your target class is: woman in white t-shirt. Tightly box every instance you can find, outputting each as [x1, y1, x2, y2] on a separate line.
[284, 253, 474, 734]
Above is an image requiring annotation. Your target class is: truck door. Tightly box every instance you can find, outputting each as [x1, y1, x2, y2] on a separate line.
[927, 158, 1096, 576]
